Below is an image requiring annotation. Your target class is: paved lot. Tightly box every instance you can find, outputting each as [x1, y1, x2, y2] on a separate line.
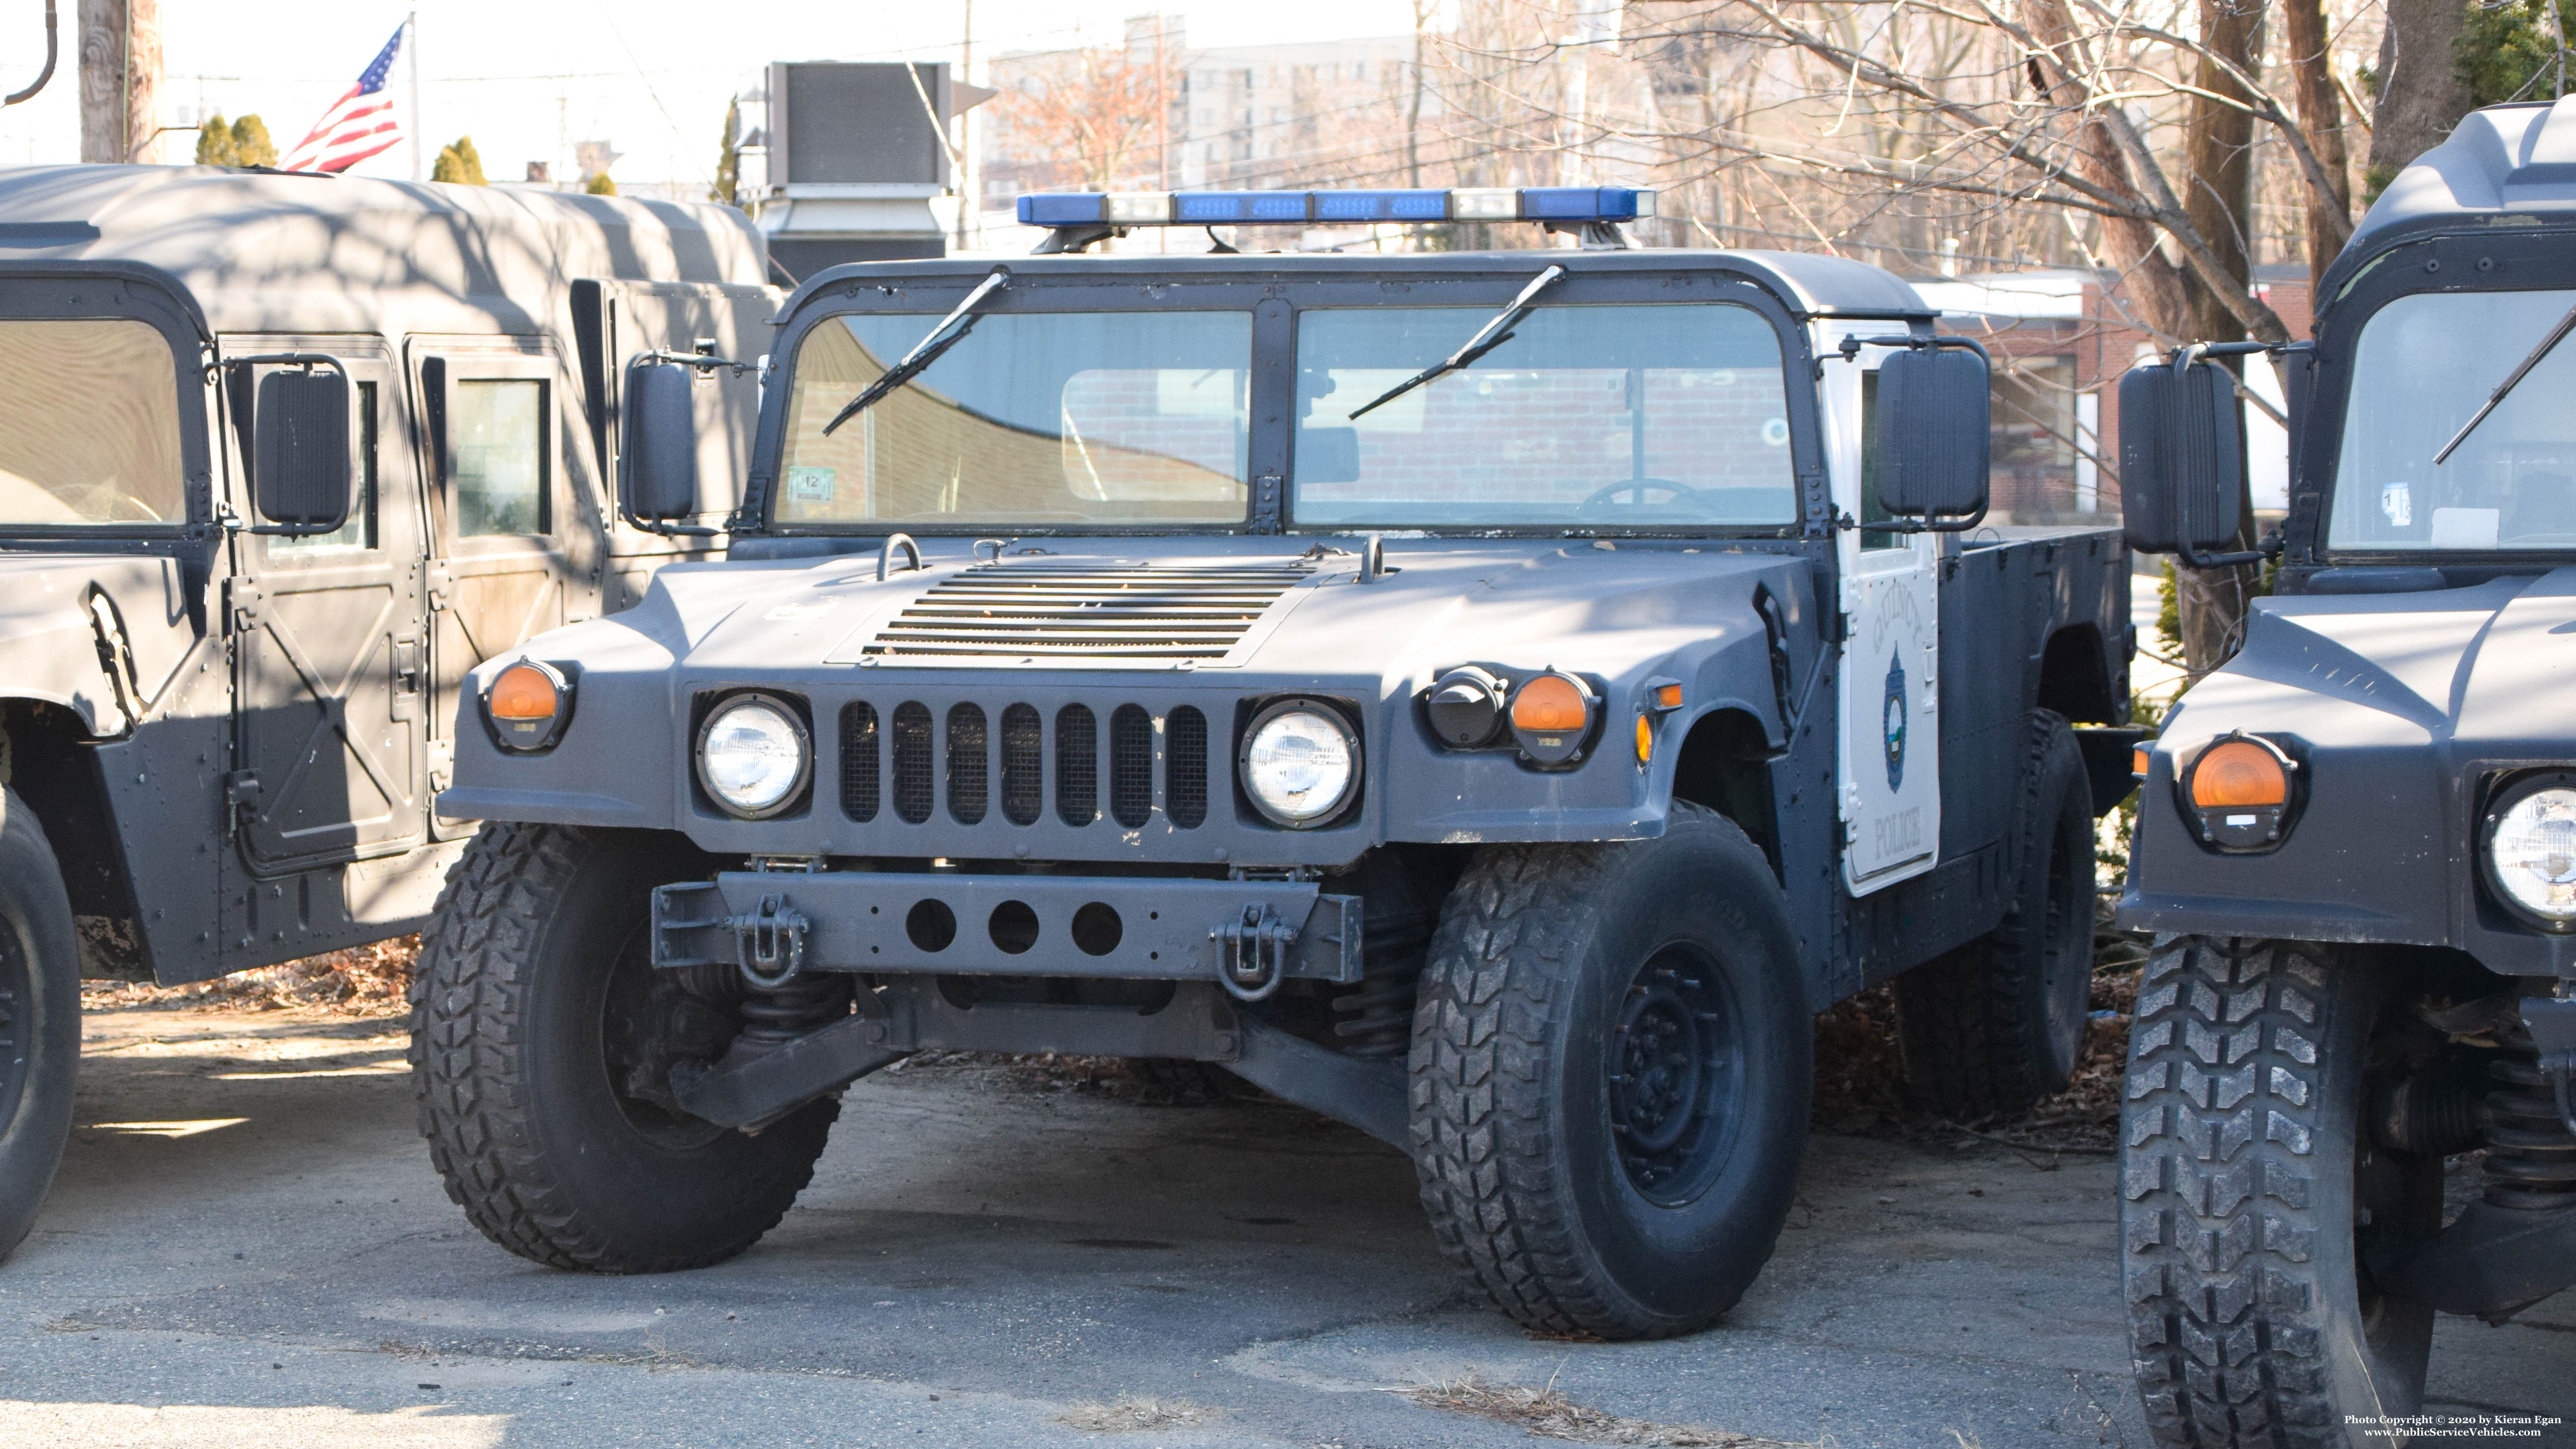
[2, 1004, 2568, 1449]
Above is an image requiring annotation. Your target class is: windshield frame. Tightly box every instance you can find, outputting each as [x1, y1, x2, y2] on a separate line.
[0, 271, 210, 544]
[2300, 228, 2576, 571]
[750, 263, 1826, 540]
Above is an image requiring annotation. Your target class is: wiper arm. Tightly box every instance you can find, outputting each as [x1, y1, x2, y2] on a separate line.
[1348, 264, 1566, 420]
[2434, 292, 2576, 465]
[820, 268, 1010, 437]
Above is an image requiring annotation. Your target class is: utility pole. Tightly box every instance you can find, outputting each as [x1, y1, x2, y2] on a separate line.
[77, 0, 161, 164]
[408, 10, 421, 182]
[954, 0, 971, 253]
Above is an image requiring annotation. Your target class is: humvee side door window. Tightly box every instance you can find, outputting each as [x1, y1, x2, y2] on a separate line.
[0, 319, 186, 527]
[1290, 302, 1796, 527]
[452, 379, 549, 537]
[2329, 288, 2576, 552]
[774, 310, 1252, 527]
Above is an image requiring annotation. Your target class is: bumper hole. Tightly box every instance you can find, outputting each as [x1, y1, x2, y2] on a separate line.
[905, 899, 957, 953]
[1071, 902, 1123, 957]
[989, 900, 1040, 955]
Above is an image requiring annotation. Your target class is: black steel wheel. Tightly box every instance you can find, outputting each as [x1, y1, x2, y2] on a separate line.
[0, 787, 80, 1263]
[410, 823, 838, 1273]
[1412, 802, 1810, 1339]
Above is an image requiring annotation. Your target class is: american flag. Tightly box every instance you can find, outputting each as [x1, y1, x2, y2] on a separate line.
[279, 24, 407, 174]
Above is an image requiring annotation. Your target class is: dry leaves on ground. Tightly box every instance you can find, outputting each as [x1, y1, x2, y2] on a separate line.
[81, 935, 418, 1017]
[1055, 1396, 1227, 1432]
[1403, 1375, 1821, 1448]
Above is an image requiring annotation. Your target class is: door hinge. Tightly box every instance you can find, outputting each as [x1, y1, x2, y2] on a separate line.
[223, 577, 262, 633]
[224, 769, 264, 811]
[426, 562, 454, 612]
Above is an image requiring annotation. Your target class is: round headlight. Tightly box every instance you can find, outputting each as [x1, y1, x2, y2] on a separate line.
[1240, 702, 1358, 828]
[697, 695, 810, 818]
[2488, 782, 2576, 923]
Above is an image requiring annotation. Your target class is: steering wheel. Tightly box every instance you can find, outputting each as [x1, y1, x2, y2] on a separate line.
[1580, 477, 1717, 511]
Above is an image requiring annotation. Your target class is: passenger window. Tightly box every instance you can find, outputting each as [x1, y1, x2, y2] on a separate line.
[453, 379, 547, 536]
[271, 380, 378, 553]
[1858, 370, 1901, 550]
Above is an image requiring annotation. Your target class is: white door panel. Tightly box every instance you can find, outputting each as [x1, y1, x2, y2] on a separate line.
[1816, 327, 1941, 895]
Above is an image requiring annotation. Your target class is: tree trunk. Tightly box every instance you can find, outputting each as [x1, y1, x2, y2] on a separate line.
[2177, 0, 2267, 674]
[2367, 0, 2473, 198]
[76, 0, 157, 164]
[2282, 0, 2354, 290]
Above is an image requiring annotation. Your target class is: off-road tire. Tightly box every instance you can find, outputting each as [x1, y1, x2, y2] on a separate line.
[2121, 937, 2438, 1448]
[410, 822, 837, 1273]
[0, 788, 80, 1262]
[1893, 709, 2095, 1119]
[1410, 802, 1811, 1339]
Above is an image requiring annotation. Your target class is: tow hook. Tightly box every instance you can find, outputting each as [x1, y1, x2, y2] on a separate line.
[1214, 904, 1297, 1002]
[734, 894, 810, 989]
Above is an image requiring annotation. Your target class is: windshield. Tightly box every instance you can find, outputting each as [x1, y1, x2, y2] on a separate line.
[2329, 289, 2576, 552]
[0, 319, 186, 527]
[1291, 302, 1796, 527]
[775, 310, 1252, 528]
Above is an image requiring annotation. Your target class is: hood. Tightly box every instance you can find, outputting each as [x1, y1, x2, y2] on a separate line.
[2171, 570, 2576, 757]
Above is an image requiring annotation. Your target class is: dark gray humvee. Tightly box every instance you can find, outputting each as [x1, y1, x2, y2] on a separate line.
[2119, 101, 2576, 1442]
[0, 165, 772, 1259]
[417, 189, 2136, 1338]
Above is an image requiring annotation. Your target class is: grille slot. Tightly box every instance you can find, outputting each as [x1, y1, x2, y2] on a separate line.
[860, 561, 1313, 662]
[891, 702, 934, 824]
[946, 704, 987, 824]
[1000, 704, 1043, 826]
[1166, 706, 1208, 829]
[839, 702, 880, 822]
[1110, 705, 1155, 828]
[1056, 704, 1098, 826]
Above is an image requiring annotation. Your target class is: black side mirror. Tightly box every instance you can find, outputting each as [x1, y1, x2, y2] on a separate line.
[621, 361, 699, 523]
[1872, 343, 1990, 528]
[1297, 425, 1359, 484]
[252, 367, 353, 531]
[2119, 356, 2243, 558]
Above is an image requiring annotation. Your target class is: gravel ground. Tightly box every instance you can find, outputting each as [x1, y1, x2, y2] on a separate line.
[2, 998, 2569, 1449]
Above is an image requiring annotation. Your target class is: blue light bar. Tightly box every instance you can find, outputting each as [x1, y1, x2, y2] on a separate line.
[1016, 186, 1656, 229]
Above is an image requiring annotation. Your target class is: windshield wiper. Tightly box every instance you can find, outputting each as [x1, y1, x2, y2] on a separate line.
[2433, 293, 2576, 465]
[820, 268, 1009, 437]
[1348, 264, 1566, 420]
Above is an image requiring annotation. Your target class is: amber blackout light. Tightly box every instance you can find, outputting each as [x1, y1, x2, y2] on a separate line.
[484, 659, 570, 752]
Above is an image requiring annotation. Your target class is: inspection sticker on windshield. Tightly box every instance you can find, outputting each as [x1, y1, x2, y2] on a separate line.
[785, 466, 836, 504]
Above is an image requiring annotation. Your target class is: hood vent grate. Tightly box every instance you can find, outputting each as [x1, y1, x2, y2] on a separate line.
[860, 561, 1313, 662]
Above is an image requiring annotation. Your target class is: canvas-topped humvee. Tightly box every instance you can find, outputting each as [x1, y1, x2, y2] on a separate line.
[417, 187, 2137, 1337]
[0, 164, 773, 1260]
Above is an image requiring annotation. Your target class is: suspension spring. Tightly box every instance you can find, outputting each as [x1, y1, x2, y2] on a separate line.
[737, 972, 852, 1053]
[2483, 1020, 2576, 1210]
[1331, 917, 1435, 1059]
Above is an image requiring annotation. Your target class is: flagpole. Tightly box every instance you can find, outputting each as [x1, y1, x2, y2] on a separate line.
[407, 10, 421, 181]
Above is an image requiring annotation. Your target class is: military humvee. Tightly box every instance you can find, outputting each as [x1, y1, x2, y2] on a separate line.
[416, 186, 2137, 1338]
[2119, 100, 2576, 1440]
[0, 165, 772, 1260]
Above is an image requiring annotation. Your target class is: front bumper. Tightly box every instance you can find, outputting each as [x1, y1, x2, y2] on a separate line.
[651, 870, 1363, 992]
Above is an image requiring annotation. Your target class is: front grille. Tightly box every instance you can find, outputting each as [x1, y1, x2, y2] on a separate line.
[834, 696, 1214, 834]
[1000, 704, 1043, 826]
[1110, 705, 1154, 828]
[891, 702, 934, 824]
[946, 704, 987, 824]
[1056, 704, 1097, 825]
[857, 561, 1313, 662]
[839, 702, 880, 822]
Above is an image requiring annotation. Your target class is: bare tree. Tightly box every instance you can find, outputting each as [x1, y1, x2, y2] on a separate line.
[987, 43, 1176, 192]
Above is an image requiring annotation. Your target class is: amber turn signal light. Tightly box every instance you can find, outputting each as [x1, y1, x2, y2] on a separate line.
[1634, 713, 1654, 765]
[2131, 744, 2151, 779]
[1509, 671, 1596, 767]
[484, 659, 571, 752]
[2190, 738, 2288, 808]
[2180, 732, 2298, 851]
